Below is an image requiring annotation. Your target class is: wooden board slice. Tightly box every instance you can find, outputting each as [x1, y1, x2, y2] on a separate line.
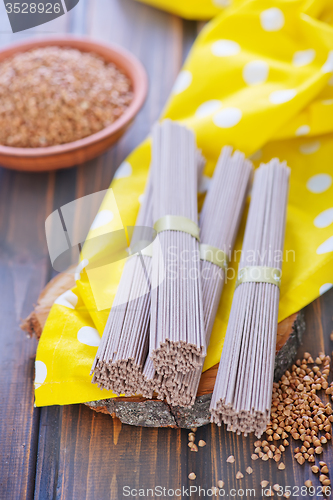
[22, 270, 305, 428]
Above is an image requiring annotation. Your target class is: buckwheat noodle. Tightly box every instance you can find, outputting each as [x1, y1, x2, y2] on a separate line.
[90, 176, 153, 395]
[157, 147, 253, 406]
[91, 122, 205, 397]
[149, 120, 206, 376]
[210, 159, 290, 437]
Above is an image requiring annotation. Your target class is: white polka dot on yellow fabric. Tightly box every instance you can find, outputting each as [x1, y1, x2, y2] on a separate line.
[114, 161, 132, 179]
[307, 174, 332, 193]
[243, 60, 269, 85]
[269, 89, 297, 104]
[319, 283, 333, 295]
[90, 210, 114, 230]
[138, 194, 145, 203]
[75, 258, 89, 282]
[195, 100, 222, 118]
[260, 8, 284, 31]
[296, 125, 310, 136]
[322, 99, 333, 105]
[314, 207, 333, 228]
[35, 360, 47, 389]
[213, 107, 242, 128]
[172, 70, 192, 94]
[299, 141, 320, 154]
[292, 49, 315, 67]
[77, 326, 100, 347]
[322, 51, 333, 73]
[54, 290, 78, 309]
[211, 40, 240, 57]
[317, 236, 333, 255]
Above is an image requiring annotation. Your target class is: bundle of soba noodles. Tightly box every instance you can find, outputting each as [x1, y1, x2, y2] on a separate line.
[158, 147, 253, 407]
[210, 159, 290, 437]
[138, 130, 206, 399]
[90, 177, 154, 395]
[91, 120, 205, 398]
[149, 120, 206, 376]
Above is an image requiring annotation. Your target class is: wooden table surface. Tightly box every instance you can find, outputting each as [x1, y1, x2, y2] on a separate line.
[0, 1, 332, 499]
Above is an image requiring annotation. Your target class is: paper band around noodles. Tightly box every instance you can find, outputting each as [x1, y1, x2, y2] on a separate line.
[200, 243, 229, 270]
[153, 215, 200, 241]
[235, 266, 282, 289]
[141, 244, 153, 257]
[127, 241, 153, 258]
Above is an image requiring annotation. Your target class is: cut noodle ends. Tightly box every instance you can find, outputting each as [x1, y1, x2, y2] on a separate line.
[210, 159, 290, 437]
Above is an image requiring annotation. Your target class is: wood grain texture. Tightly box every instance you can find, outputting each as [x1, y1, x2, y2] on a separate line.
[0, 1, 332, 499]
[0, 171, 48, 498]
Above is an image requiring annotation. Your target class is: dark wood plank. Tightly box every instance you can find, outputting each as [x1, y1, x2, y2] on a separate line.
[0, 8, 70, 500]
[0, 170, 54, 499]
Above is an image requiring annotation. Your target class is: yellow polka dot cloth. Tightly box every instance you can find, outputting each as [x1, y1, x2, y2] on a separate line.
[35, 0, 333, 406]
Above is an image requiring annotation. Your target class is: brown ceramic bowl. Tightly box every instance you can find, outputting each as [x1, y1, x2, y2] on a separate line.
[0, 36, 148, 172]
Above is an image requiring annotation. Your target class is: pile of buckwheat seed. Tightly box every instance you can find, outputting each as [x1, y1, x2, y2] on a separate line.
[0, 46, 133, 148]
[188, 351, 332, 498]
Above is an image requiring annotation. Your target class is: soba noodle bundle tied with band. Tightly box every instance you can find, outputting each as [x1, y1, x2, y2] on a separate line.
[210, 159, 290, 437]
[157, 147, 253, 407]
[91, 120, 206, 397]
[149, 119, 206, 376]
[90, 177, 154, 395]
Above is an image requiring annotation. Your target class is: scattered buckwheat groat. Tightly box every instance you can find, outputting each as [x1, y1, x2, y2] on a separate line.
[252, 352, 332, 482]
[188, 433, 195, 442]
[187, 352, 331, 494]
[320, 475, 331, 486]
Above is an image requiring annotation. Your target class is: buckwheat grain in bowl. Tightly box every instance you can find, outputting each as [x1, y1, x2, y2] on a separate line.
[0, 46, 133, 148]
